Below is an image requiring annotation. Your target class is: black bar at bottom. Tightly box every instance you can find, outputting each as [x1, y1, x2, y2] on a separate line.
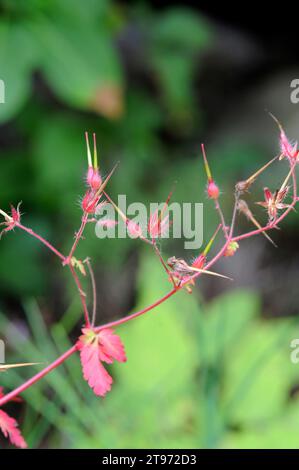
[1, 449, 299, 465]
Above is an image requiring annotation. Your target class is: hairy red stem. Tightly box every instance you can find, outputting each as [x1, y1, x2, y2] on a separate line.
[66, 212, 89, 263]
[16, 220, 91, 327]
[16, 223, 65, 262]
[0, 346, 77, 408]
[85, 258, 97, 327]
[69, 264, 90, 328]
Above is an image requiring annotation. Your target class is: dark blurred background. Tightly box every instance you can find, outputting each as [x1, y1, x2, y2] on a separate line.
[1, 0, 299, 449]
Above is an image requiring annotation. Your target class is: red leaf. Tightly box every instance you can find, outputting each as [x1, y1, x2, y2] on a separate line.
[79, 339, 113, 396]
[77, 328, 126, 397]
[98, 328, 126, 364]
[0, 409, 27, 449]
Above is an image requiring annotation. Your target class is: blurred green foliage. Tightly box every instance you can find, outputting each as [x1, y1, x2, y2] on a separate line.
[1, 254, 299, 448]
[1, 0, 298, 451]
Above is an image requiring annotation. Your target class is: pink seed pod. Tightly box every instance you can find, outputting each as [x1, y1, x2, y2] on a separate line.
[201, 144, 220, 199]
[127, 220, 143, 238]
[148, 211, 170, 239]
[82, 190, 100, 214]
[147, 188, 173, 239]
[85, 132, 102, 189]
[191, 253, 206, 270]
[269, 113, 299, 161]
[280, 130, 298, 160]
[87, 167, 102, 190]
[0, 203, 22, 238]
[207, 180, 220, 199]
[10, 204, 21, 223]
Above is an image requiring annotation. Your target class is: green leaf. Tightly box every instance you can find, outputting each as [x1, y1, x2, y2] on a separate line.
[153, 8, 211, 50]
[149, 7, 212, 125]
[204, 290, 260, 363]
[31, 113, 86, 211]
[221, 403, 299, 449]
[152, 52, 194, 120]
[221, 317, 297, 424]
[33, 16, 123, 118]
[0, 20, 38, 123]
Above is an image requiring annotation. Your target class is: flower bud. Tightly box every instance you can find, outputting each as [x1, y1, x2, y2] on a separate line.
[87, 167, 102, 190]
[269, 113, 299, 161]
[191, 254, 206, 270]
[207, 180, 220, 199]
[82, 190, 100, 214]
[280, 129, 298, 160]
[224, 241, 239, 257]
[127, 220, 143, 238]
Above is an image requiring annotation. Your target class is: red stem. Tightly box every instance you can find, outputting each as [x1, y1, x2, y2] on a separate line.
[85, 258, 97, 327]
[0, 346, 77, 408]
[16, 223, 65, 262]
[214, 198, 229, 239]
[96, 288, 177, 331]
[66, 213, 89, 262]
[69, 264, 91, 328]
[16, 220, 91, 327]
